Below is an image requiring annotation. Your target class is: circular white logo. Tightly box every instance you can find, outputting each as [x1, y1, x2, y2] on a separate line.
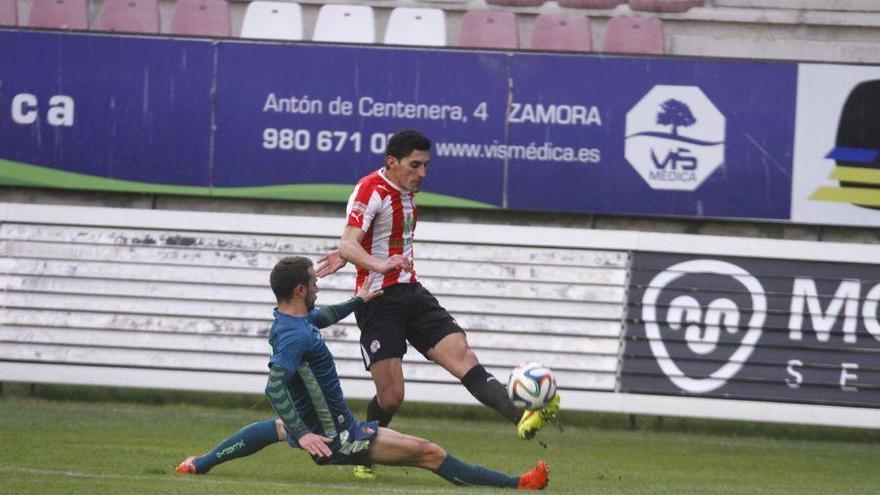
[642, 259, 766, 393]
[370, 340, 381, 353]
[625, 85, 726, 191]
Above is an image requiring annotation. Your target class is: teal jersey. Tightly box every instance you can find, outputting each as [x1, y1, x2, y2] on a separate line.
[268, 307, 357, 440]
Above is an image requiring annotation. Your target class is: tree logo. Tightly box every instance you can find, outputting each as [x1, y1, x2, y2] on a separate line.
[625, 86, 726, 191]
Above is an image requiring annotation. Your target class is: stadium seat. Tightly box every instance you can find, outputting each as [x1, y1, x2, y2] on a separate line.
[96, 0, 159, 33]
[170, 0, 231, 37]
[486, 0, 545, 7]
[557, 0, 625, 8]
[531, 13, 591, 52]
[629, 0, 703, 13]
[0, 0, 17, 25]
[312, 5, 375, 43]
[458, 11, 518, 50]
[384, 8, 446, 47]
[240, 1, 303, 40]
[28, 0, 88, 29]
[601, 15, 663, 54]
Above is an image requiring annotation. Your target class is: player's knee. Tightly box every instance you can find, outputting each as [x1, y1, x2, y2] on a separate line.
[460, 348, 479, 369]
[418, 440, 447, 467]
[378, 388, 404, 414]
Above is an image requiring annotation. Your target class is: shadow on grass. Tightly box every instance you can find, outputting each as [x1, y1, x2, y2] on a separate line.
[3, 382, 879, 445]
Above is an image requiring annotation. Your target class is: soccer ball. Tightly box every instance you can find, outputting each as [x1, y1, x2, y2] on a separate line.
[506, 362, 557, 410]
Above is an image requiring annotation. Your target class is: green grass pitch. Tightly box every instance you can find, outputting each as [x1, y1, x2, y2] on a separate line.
[1, 386, 879, 494]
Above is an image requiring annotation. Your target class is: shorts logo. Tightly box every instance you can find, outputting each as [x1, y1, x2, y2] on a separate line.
[625, 85, 726, 191]
[361, 426, 375, 435]
[338, 414, 345, 424]
[370, 340, 381, 353]
[642, 259, 766, 393]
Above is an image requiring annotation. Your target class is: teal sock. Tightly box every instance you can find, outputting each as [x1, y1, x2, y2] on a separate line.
[434, 454, 519, 488]
[193, 419, 280, 473]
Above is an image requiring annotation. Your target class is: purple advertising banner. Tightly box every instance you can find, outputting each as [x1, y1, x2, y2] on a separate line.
[0, 29, 797, 219]
[212, 43, 509, 206]
[0, 30, 214, 188]
[506, 54, 796, 218]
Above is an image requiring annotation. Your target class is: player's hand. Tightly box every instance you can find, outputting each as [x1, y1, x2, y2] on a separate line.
[316, 249, 346, 278]
[356, 274, 384, 303]
[298, 432, 333, 458]
[381, 254, 412, 274]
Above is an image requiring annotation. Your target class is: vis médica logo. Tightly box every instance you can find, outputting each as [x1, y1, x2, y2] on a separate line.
[642, 260, 766, 393]
[810, 80, 880, 209]
[625, 85, 726, 191]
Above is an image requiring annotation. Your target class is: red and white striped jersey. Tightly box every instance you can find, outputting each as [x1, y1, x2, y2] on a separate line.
[346, 168, 418, 292]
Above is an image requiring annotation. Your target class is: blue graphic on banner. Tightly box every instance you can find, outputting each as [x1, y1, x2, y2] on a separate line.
[0, 29, 798, 219]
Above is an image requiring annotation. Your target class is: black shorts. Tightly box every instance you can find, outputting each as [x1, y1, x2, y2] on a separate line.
[355, 283, 463, 370]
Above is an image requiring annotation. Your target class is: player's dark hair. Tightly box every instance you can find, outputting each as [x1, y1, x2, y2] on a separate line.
[385, 129, 431, 160]
[270, 256, 313, 303]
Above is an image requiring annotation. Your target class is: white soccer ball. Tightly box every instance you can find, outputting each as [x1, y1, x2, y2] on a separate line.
[506, 362, 557, 410]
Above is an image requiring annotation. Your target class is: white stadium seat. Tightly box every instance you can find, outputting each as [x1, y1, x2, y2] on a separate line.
[241, 1, 303, 41]
[383, 8, 446, 47]
[312, 4, 374, 44]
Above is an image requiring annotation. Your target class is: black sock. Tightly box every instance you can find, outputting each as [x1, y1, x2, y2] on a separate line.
[366, 395, 395, 427]
[461, 365, 523, 424]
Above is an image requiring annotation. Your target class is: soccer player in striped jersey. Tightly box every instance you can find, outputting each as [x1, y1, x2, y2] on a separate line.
[320, 130, 560, 480]
[177, 256, 549, 490]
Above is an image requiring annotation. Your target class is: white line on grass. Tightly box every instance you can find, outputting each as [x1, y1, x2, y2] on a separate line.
[0, 465, 468, 494]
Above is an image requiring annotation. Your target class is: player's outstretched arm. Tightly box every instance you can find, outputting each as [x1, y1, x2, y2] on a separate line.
[309, 275, 383, 328]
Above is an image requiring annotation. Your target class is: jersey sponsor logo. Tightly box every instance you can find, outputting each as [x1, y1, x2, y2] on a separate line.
[403, 212, 415, 234]
[625, 85, 726, 191]
[349, 201, 367, 222]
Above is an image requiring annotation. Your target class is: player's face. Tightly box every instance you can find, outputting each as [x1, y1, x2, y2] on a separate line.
[386, 149, 429, 193]
[304, 268, 318, 311]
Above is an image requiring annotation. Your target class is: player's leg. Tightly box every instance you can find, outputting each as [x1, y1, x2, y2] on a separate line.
[176, 418, 285, 474]
[412, 284, 560, 440]
[355, 286, 411, 479]
[407, 284, 523, 425]
[368, 427, 548, 489]
[356, 285, 411, 428]
[426, 332, 523, 425]
[368, 357, 405, 423]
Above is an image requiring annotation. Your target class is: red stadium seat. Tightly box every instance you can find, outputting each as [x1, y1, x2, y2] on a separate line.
[629, 0, 703, 13]
[458, 11, 518, 50]
[486, 0, 545, 7]
[601, 15, 663, 54]
[557, 0, 625, 8]
[531, 13, 591, 52]
[171, 0, 231, 37]
[0, 0, 17, 25]
[97, 0, 160, 33]
[28, 0, 88, 29]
